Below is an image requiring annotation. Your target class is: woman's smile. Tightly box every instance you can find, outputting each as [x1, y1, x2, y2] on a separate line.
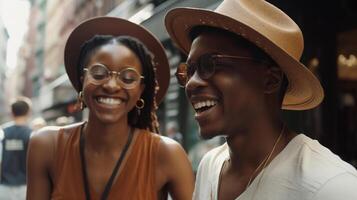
[96, 96, 123, 106]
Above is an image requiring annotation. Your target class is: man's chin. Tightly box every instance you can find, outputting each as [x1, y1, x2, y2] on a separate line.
[199, 129, 220, 140]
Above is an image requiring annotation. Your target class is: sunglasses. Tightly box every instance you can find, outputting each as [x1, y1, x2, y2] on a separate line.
[83, 63, 144, 89]
[175, 54, 271, 87]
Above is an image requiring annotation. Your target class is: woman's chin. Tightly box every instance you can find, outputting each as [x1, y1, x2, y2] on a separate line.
[91, 112, 126, 125]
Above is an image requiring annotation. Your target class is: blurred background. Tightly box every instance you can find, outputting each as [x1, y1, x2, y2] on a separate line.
[0, 0, 356, 171]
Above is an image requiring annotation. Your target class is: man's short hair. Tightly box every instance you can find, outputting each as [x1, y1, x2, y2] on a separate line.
[11, 97, 32, 117]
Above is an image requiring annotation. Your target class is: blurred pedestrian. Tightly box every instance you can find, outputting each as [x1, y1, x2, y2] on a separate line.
[165, 0, 357, 199]
[166, 121, 183, 144]
[55, 116, 70, 126]
[0, 97, 32, 200]
[30, 117, 47, 132]
[27, 17, 194, 200]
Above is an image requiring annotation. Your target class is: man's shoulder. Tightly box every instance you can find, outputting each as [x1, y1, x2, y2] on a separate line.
[0, 121, 14, 130]
[312, 172, 357, 199]
[297, 134, 357, 175]
[273, 134, 357, 195]
[193, 143, 228, 200]
[2, 124, 32, 137]
[2, 124, 18, 132]
[197, 143, 228, 173]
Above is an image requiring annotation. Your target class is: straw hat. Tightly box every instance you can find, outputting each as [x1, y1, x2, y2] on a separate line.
[64, 17, 170, 104]
[165, 0, 324, 110]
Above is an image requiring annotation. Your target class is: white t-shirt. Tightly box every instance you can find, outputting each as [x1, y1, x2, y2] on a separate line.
[193, 134, 357, 200]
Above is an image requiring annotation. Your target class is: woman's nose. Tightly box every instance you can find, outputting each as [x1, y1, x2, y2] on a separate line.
[102, 76, 122, 92]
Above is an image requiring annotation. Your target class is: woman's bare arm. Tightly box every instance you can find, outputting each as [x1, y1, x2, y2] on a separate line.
[27, 128, 57, 200]
[157, 137, 195, 200]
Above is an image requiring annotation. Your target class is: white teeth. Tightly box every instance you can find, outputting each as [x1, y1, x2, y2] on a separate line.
[97, 97, 122, 105]
[193, 100, 217, 110]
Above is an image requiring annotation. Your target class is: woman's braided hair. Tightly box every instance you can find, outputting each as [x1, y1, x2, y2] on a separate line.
[77, 35, 160, 133]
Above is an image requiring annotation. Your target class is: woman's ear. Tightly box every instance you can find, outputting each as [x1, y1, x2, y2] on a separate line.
[140, 84, 146, 95]
[264, 66, 284, 94]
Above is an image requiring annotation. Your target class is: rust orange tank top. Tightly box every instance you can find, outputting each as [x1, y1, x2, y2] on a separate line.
[51, 123, 161, 200]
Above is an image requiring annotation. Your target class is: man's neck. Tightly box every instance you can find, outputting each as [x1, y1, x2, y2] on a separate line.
[225, 121, 295, 173]
[13, 116, 29, 126]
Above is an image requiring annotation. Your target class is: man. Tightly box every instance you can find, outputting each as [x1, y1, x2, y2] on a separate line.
[165, 0, 357, 199]
[0, 97, 32, 200]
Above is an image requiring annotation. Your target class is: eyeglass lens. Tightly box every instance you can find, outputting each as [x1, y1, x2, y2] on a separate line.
[176, 54, 216, 86]
[86, 64, 142, 89]
[176, 54, 265, 87]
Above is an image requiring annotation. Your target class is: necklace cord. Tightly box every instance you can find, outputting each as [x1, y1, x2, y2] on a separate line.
[80, 124, 134, 200]
[249, 124, 285, 200]
[246, 124, 285, 189]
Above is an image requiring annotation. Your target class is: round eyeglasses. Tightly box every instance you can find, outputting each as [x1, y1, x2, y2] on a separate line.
[175, 54, 271, 87]
[83, 63, 144, 89]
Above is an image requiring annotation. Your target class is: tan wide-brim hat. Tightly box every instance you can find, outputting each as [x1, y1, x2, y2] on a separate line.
[65, 17, 170, 104]
[165, 0, 324, 110]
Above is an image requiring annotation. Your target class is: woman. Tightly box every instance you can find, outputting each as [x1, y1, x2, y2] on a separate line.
[27, 17, 194, 200]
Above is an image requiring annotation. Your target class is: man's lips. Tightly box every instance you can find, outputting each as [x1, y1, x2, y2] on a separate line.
[190, 95, 220, 113]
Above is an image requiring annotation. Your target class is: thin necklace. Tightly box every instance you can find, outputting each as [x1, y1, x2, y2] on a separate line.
[248, 125, 285, 200]
[79, 124, 134, 200]
[246, 125, 285, 189]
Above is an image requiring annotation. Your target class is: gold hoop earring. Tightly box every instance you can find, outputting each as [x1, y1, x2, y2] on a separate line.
[77, 91, 85, 110]
[135, 98, 145, 116]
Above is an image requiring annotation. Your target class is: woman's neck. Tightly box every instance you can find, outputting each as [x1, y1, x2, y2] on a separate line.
[84, 116, 132, 154]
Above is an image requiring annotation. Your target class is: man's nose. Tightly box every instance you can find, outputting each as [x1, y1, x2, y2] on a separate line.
[185, 71, 208, 95]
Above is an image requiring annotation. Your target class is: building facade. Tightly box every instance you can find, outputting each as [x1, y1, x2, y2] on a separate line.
[0, 18, 9, 122]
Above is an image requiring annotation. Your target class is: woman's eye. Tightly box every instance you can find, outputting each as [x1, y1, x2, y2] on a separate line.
[121, 74, 136, 83]
[91, 71, 108, 80]
[122, 77, 135, 84]
[120, 70, 139, 84]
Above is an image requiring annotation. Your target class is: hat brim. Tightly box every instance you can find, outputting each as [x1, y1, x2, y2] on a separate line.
[65, 17, 170, 104]
[165, 8, 324, 110]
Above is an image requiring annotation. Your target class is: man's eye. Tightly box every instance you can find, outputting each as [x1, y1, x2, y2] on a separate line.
[187, 65, 196, 77]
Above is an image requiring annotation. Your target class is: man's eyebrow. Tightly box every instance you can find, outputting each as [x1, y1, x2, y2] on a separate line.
[187, 51, 221, 63]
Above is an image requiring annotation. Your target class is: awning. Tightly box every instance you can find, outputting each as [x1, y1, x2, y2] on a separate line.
[140, 0, 222, 41]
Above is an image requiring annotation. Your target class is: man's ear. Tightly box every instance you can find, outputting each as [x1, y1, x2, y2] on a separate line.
[80, 76, 84, 84]
[264, 66, 284, 94]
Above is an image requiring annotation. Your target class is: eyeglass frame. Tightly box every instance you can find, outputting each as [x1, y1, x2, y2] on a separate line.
[83, 63, 145, 89]
[175, 54, 272, 87]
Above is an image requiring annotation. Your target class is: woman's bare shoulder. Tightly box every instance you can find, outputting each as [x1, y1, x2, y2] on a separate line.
[28, 123, 84, 172]
[30, 126, 61, 146]
[158, 135, 184, 152]
[29, 123, 83, 161]
[156, 135, 194, 199]
[31, 122, 83, 143]
[157, 135, 189, 167]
